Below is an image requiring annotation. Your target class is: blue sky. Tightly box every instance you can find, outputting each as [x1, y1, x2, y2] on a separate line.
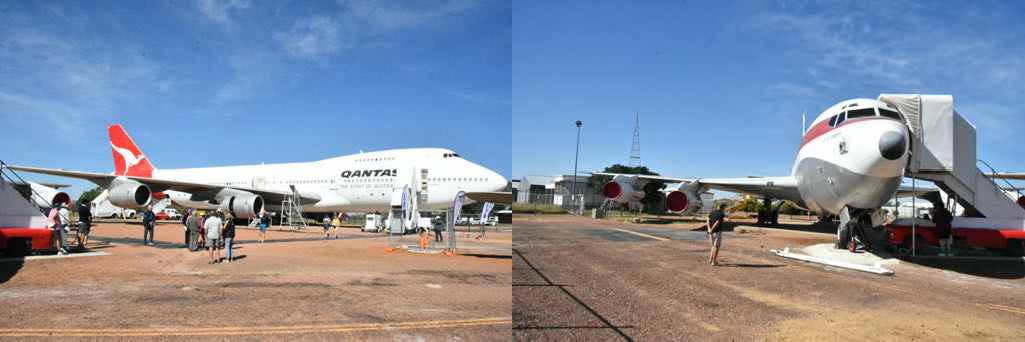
[513, 1, 1025, 189]
[0, 0, 510, 198]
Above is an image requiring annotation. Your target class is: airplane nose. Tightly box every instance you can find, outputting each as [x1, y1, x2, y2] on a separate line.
[489, 170, 509, 191]
[879, 131, 906, 160]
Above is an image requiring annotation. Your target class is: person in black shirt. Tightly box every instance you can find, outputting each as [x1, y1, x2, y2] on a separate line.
[707, 204, 727, 266]
[932, 207, 954, 256]
[222, 214, 236, 262]
[141, 206, 157, 246]
[77, 202, 92, 248]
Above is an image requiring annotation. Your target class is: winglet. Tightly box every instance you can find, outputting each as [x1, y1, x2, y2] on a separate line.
[108, 124, 155, 177]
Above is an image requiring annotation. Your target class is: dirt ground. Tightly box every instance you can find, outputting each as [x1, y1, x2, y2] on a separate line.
[513, 214, 1025, 340]
[0, 221, 512, 339]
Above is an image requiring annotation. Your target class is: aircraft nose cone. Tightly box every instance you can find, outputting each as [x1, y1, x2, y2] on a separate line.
[879, 131, 906, 160]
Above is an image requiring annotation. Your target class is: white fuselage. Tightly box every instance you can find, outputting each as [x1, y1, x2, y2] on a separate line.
[792, 98, 910, 213]
[157, 148, 506, 213]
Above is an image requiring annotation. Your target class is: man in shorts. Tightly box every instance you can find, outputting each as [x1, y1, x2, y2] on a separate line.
[322, 215, 331, 240]
[258, 210, 270, 243]
[77, 202, 92, 248]
[707, 204, 727, 266]
[205, 211, 223, 264]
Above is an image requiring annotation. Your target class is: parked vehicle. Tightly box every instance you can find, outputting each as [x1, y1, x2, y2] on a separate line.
[156, 208, 181, 220]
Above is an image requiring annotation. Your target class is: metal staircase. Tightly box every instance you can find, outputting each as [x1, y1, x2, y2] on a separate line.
[880, 94, 1025, 220]
[0, 160, 55, 228]
[281, 185, 307, 228]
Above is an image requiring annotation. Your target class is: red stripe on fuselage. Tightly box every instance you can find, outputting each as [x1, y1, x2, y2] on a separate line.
[799, 116, 899, 151]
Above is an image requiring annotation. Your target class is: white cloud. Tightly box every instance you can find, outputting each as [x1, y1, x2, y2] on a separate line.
[743, 3, 1025, 95]
[275, 0, 478, 60]
[195, 0, 250, 25]
[0, 25, 164, 143]
[276, 16, 344, 59]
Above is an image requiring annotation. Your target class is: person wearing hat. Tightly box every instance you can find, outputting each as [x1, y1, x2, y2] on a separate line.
[432, 215, 444, 242]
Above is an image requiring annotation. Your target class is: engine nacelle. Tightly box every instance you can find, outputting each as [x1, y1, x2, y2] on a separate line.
[109, 178, 152, 208]
[217, 193, 265, 218]
[664, 182, 703, 215]
[28, 182, 70, 208]
[602, 175, 644, 203]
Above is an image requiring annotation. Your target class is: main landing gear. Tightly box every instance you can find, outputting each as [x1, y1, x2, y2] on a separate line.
[756, 197, 780, 226]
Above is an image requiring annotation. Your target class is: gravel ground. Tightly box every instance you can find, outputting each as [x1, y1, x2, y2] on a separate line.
[0, 221, 511, 339]
[513, 215, 1025, 340]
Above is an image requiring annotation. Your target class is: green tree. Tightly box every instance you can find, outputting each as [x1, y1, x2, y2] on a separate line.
[77, 186, 104, 206]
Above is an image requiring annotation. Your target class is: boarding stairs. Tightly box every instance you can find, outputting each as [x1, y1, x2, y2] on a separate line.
[0, 160, 53, 228]
[281, 185, 307, 228]
[879, 94, 1025, 226]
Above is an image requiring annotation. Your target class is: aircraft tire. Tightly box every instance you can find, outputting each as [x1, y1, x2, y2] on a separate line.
[3, 239, 30, 257]
[901, 234, 924, 255]
[835, 223, 851, 249]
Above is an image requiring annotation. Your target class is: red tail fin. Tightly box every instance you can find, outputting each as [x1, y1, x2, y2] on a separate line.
[108, 125, 155, 178]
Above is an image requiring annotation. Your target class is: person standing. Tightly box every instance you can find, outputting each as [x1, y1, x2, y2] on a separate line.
[432, 215, 444, 242]
[57, 202, 71, 249]
[322, 215, 331, 240]
[77, 202, 92, 248]
[205, 211, 223, 264]
[182, 209, 190, 247]
[707, 204, 727, 266]
[141, 205, 157, 245]
[932, 206, 954, 256]
[222, 214, 236, 262]
[258, 210, 270, 243]
[198, 212, 207, 247]
[186, 210, 201, 252]
[48, 205, 68, 255]
[331, 213, 341, 239]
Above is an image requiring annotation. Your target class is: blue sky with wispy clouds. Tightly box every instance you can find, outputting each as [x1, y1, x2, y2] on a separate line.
[0, 0, 510, 198]
[513, 1, 1025, 186]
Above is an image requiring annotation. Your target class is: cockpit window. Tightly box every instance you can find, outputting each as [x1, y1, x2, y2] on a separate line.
[442, 153, 462, 158]
[879, 108, 902, 121]
[828, 115, 838, 126]
[834, 112, 846, 126]
[846, 108, 876, 119]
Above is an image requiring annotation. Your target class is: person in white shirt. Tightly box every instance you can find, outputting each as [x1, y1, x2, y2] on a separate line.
[58, 202, 71, 250]
[205, 212, 223, 264]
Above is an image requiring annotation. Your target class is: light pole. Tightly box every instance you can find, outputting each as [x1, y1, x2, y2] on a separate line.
[573, 120, 582, 213]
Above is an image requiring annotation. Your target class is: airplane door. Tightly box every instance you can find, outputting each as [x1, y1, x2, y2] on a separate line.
[418, 168, 429, 205]
[252, 176, 266, 189]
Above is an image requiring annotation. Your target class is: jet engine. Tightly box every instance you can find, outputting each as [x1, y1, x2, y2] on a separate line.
[664, 182, 703, 215]
[602, 175, 644, 203]
[28, 183, 70, 208]
[109, 178, 152, 208]
[217, 193, 265, 218]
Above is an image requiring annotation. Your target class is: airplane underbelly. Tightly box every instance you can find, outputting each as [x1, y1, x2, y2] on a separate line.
[795, 157, 902, 214]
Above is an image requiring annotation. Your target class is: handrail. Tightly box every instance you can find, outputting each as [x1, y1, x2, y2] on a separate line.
[0, 159, 66, 212]
[977, 159, 1024, 201]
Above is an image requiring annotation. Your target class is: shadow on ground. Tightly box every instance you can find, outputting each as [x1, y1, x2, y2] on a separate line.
[0, 257, 23, 284]
[905, 257, 1025, 279]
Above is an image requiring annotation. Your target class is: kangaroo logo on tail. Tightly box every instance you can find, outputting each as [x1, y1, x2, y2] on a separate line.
[109, 125, 155, 178]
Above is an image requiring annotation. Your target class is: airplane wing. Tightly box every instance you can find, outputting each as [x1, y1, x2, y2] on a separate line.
[590, 172, 695, 184]
[593, 172, 804, 204]
[466, 191, 512, 204]
[6, 165, 321, 204]
[7, 180, 71, 188]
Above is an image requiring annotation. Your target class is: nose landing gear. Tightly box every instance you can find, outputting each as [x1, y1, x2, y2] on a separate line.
[836, 206, 874, 252]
